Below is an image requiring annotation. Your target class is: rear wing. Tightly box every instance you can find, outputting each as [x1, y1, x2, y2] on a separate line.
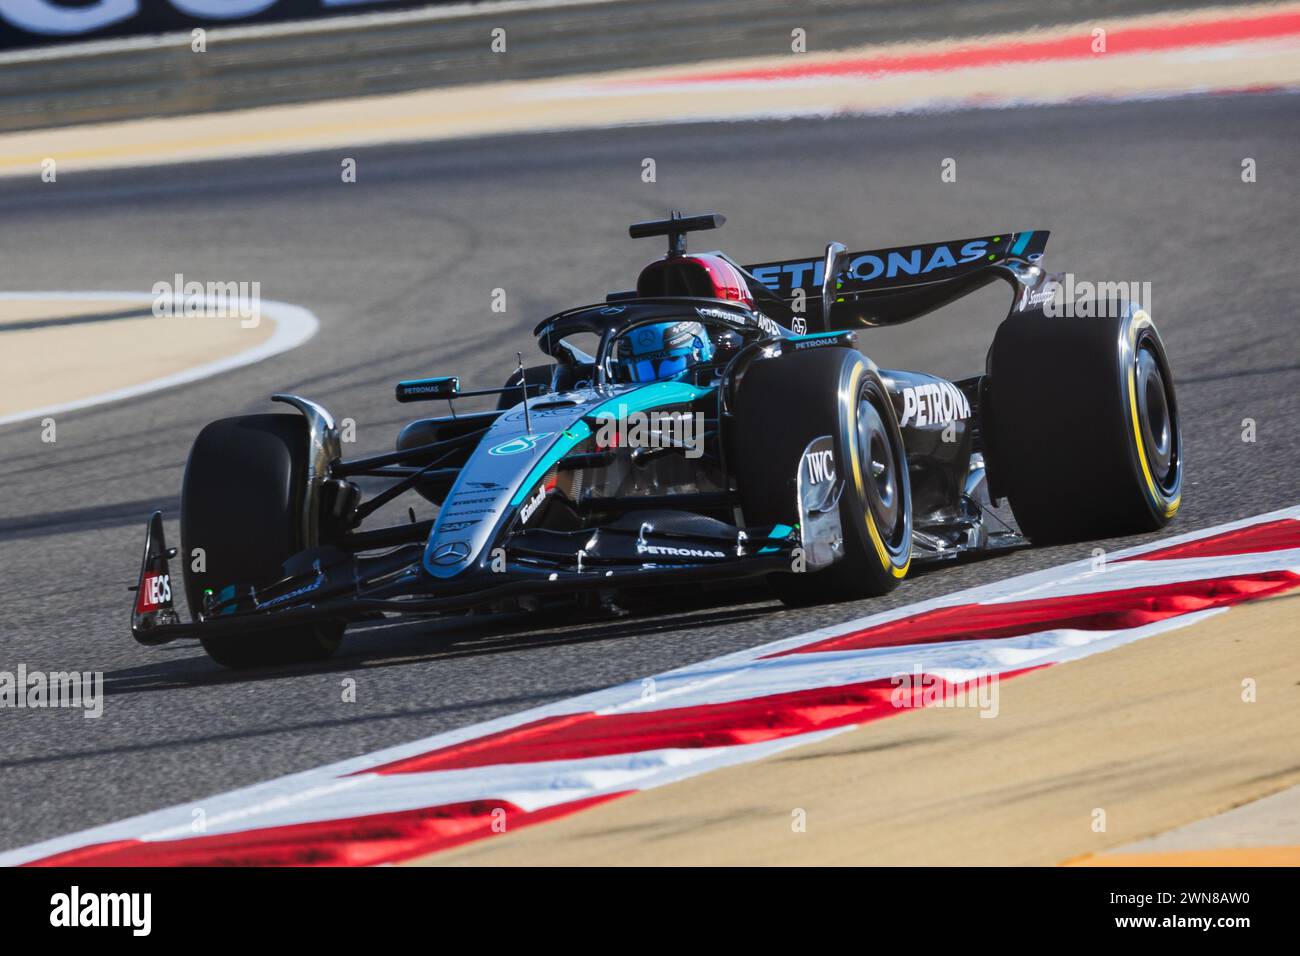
[735, 230, 1050, 331]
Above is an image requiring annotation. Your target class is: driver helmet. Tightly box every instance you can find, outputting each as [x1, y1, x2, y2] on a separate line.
[615, 321, 715, 384]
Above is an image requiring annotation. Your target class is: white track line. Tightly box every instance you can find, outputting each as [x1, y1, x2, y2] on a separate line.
[0, 291, 319, 428]
[0, 0, 622, 65]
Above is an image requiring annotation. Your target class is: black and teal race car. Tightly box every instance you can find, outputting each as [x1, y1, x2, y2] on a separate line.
[131, 212, 1182, 668]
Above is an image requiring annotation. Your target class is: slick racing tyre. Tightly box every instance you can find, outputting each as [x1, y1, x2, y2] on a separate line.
[986, 304, 1182, 544]
[733, 346, 912, 607]
[181, 414, 344, 669]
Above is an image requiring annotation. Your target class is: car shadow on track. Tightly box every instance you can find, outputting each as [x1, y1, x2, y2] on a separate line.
[98, 543, 1035, 698]
[0, 680, 619, 773]
[94, 585, 785, 696]
[0, 590, 790, 771]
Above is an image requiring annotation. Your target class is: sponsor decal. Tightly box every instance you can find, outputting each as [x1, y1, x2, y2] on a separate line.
[489, 432, 555, 456]
[754, 313, 783, 337]
[694, 306, 741, 324]
[899, 381, 971, 427]
[796, 435, 842, 570]
[435, 520, 480, 533]
[694, 305, 783, 338]
[790, 334, 849, 351]
[750, 240, 992, 294]
[395, 377, 459, 401]
[841, 243, 987, 283]
[636, 543, 727, 559]
[520, 486, 547, 524]
[436, 508, 493, 531]
[1024, 283, 1059, 309]
[136, 572, 171, 612]
[258, 572, 324, 609]
[804, 448, 836, 483]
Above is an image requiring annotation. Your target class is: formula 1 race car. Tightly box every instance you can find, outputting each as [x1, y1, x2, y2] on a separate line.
[131, 212, 1182, 668]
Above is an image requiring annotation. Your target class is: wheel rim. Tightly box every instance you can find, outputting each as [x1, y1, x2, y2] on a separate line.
[1135, 343, 1176, 489]
[855, 390, 900, 537]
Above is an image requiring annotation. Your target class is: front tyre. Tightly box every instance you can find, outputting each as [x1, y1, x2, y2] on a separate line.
[986, 304, 1182, 544]
[733, 346, 912, 607]
[181, 414, 344, 669]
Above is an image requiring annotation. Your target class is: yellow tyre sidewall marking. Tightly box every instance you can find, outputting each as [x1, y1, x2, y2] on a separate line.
[845, 362, 910, 578]
[1127, 311, 1180, 519]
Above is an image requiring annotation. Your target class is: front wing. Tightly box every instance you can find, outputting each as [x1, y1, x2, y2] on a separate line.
[130, 510, 801, 646]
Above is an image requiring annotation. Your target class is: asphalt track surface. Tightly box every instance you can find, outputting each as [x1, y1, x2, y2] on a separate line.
[1, 92, 1298, 852]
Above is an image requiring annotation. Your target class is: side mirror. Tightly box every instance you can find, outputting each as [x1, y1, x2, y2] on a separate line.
[713, 329, 744, 357]
[395, 376, 460, 403]
[821, 242, 847, 331]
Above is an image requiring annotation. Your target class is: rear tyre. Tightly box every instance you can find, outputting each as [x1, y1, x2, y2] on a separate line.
[986, 305, 1182, 544]
[733, 347, 912, 607]
[181, 414, 344, 669]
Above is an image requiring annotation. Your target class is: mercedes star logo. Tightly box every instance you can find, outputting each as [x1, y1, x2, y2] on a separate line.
[430, 541, 472, 566]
